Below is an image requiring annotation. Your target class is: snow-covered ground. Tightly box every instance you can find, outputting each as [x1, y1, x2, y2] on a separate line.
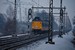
[0, 33, 29, 38]
[17, 31, 75, 50]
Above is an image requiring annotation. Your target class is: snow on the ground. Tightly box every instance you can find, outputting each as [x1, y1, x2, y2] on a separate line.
[0, 35, 12, 38]
[0, 33, 29, 38]
[17, 31, 75, 50]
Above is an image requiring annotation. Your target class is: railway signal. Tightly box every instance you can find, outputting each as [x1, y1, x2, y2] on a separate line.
[28, 8, 33, 34]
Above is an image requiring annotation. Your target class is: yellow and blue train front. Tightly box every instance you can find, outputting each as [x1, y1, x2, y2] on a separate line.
[32, 21, 42, 34]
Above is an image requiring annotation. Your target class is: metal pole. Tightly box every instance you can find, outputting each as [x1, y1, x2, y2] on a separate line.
[12, 0, 17, 37]
[58, 0, 63, 37]
[63, 6, 66, 35]
[19, 0, 22, 22]
[46, 0, 55, 44]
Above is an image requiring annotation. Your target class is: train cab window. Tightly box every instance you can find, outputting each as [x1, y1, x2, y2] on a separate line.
[33, 17, 41, 21]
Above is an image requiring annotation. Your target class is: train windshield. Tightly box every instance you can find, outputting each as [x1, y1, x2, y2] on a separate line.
[33, 17, 41, 21]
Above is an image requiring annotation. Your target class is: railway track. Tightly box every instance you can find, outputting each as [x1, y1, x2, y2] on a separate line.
[0, 31, 59, 50]
[0, 34, 48, 50]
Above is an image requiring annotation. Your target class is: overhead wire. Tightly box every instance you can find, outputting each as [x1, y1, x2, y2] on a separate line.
[31, 0, 43, 7]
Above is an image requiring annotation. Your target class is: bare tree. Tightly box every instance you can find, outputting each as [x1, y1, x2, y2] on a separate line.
[4, 5, 14, 35]
[6, 4, 14, 20]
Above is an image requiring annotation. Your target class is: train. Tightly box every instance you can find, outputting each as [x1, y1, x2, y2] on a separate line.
[31, 14, 72, 34]
[32, 17, 49, 34]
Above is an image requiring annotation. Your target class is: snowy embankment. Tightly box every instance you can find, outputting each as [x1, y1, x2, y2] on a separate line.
[17, 31, 75, 50]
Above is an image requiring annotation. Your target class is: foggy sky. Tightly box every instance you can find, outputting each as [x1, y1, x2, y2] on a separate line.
[0, 0, 75, 23]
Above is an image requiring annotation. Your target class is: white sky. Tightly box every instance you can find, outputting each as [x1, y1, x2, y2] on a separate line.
[0, 0, 75, 22]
